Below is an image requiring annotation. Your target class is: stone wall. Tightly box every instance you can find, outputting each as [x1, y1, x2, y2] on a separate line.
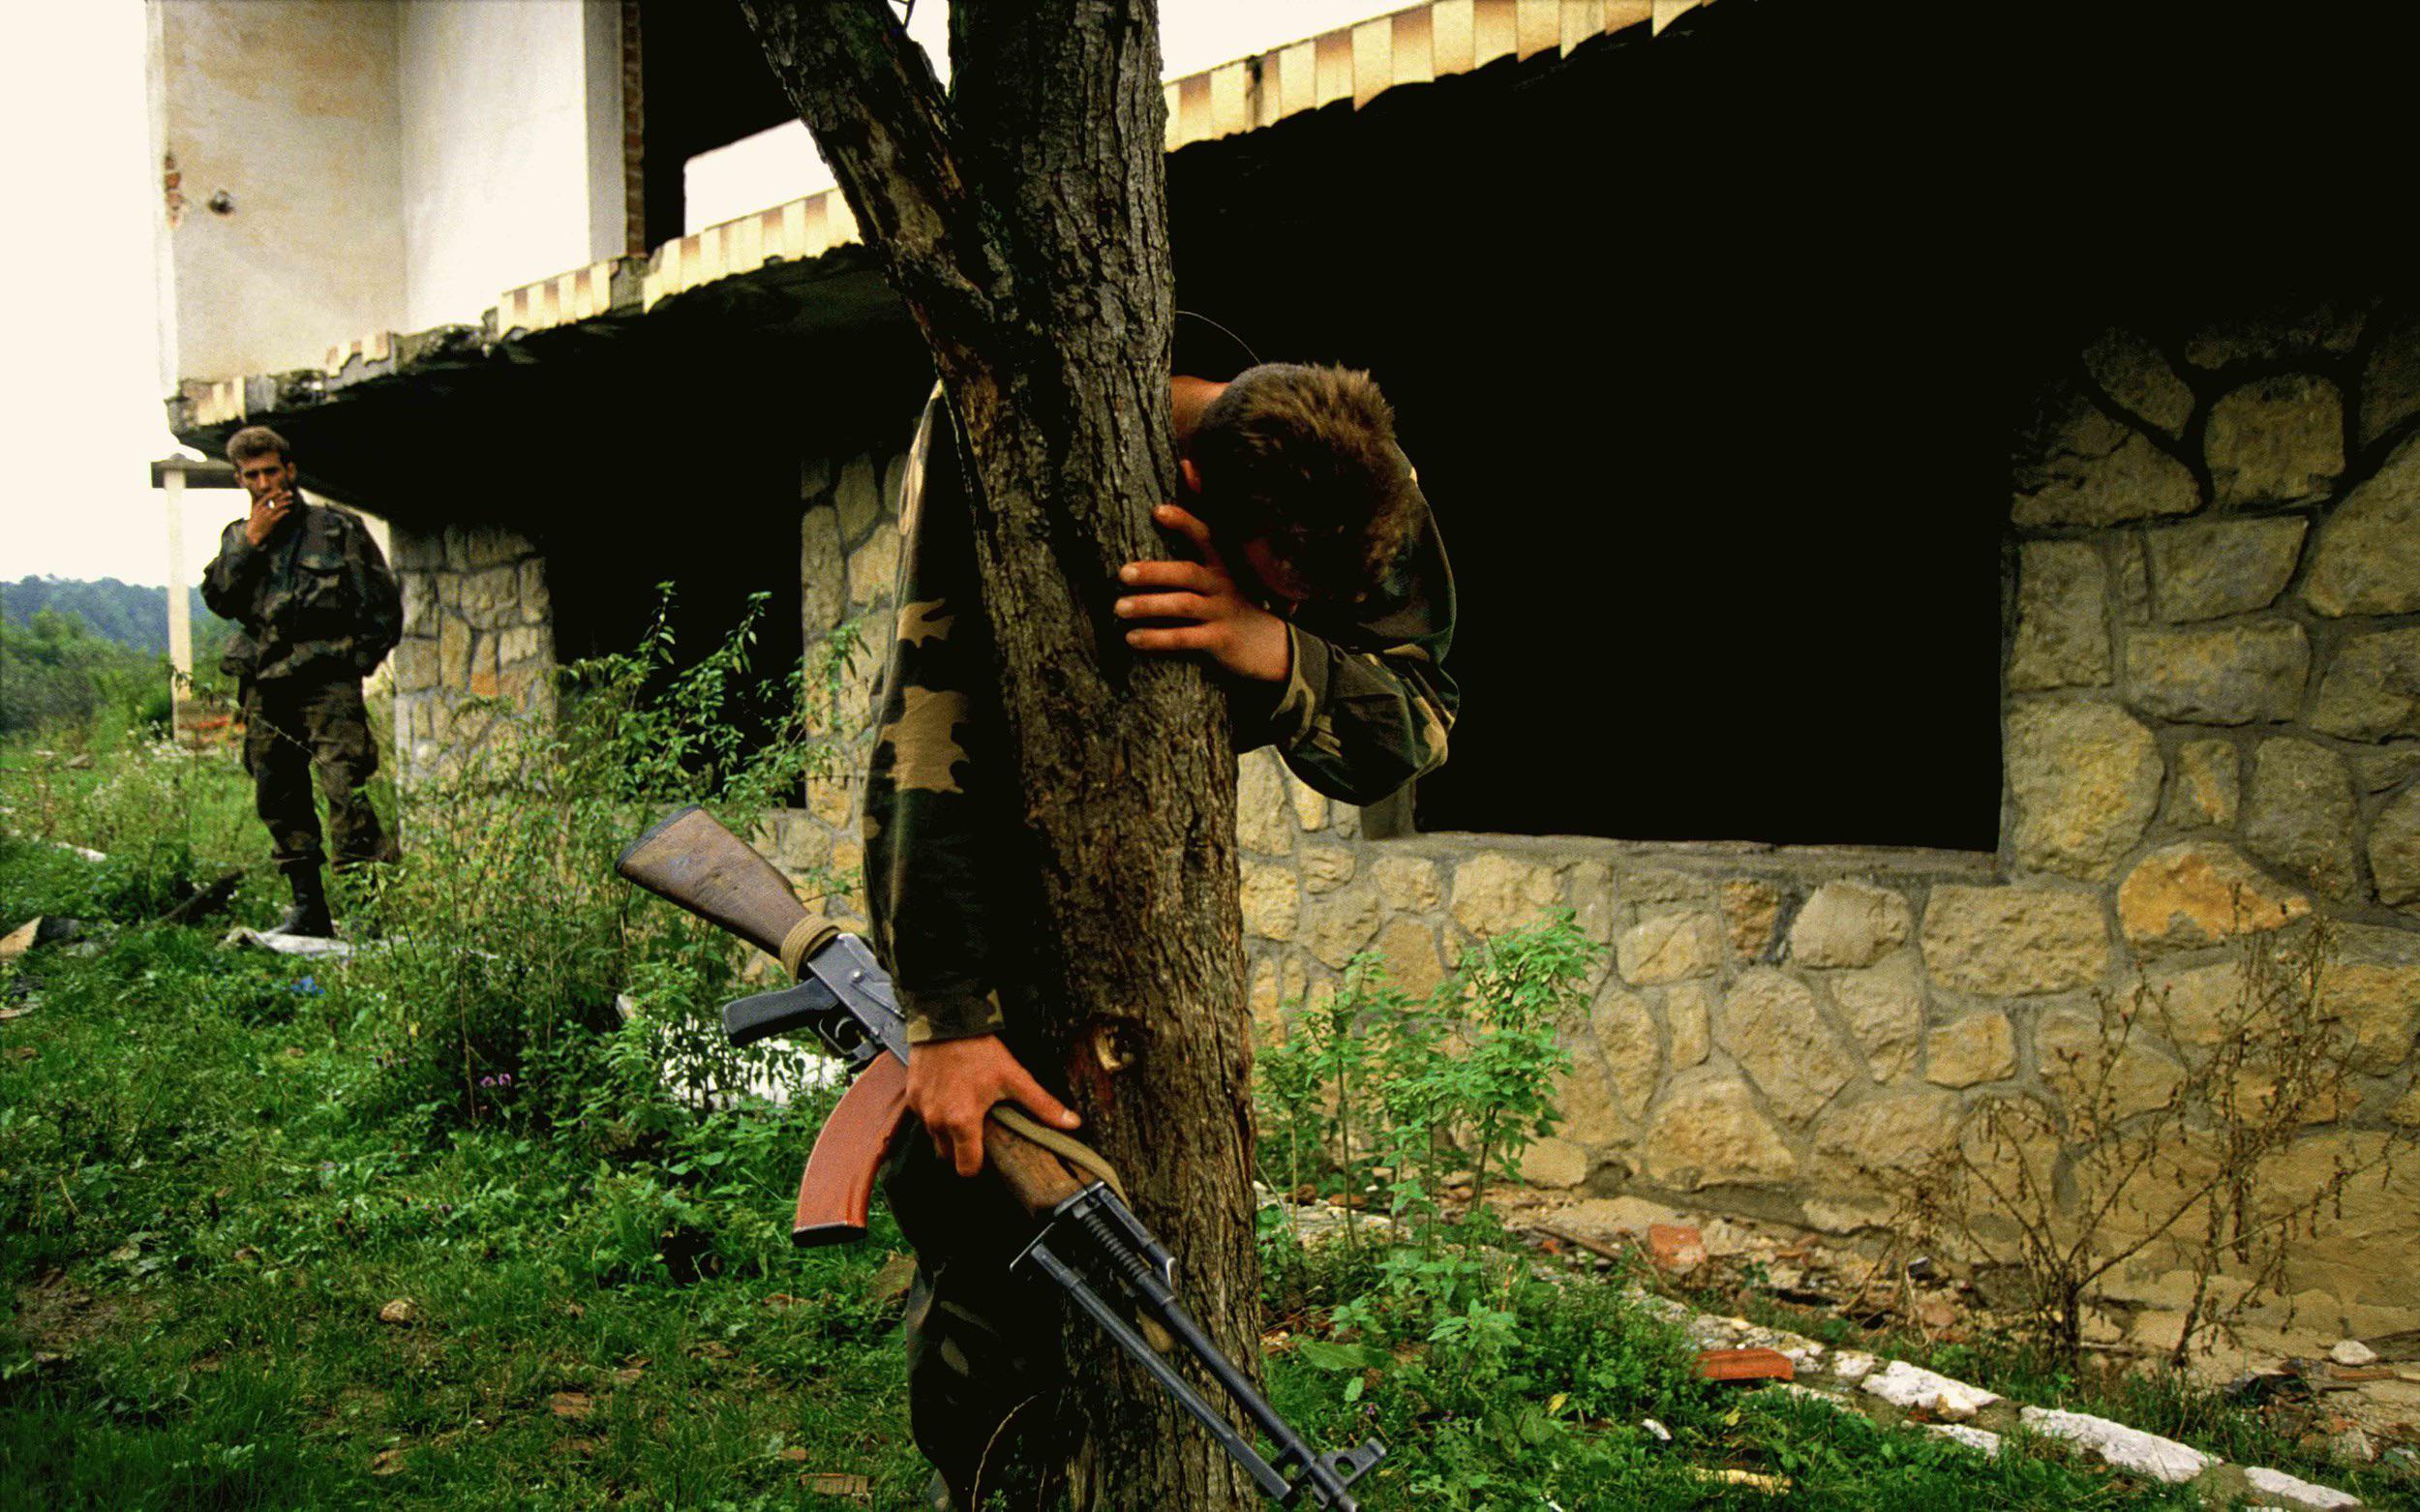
[701, 310, 2402, 1342]
[388, 522, 556, 781]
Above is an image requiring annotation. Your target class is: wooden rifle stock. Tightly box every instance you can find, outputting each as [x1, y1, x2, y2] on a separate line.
[618, 806, 1090, 1244]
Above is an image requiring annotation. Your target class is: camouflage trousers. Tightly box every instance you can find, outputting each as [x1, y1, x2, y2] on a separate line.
[240, 678, 389, 874]
[882, 1124, 1069, 1509]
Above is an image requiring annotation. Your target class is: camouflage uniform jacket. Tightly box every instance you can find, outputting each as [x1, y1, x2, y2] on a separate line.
[201, 502, 404, 685]
[863, 389, 1458, 1045]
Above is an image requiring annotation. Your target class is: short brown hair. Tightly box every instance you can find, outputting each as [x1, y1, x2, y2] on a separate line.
[226, 426, 292, 467]
[1188, 364, 1420, 602]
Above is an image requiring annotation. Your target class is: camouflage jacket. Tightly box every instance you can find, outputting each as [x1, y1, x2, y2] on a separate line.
[862, 388, 1458, 1045]
[201, 502, 403, 685]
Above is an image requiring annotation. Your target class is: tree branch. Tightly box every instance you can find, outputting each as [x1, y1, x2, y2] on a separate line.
[735, 0, 1011, 349]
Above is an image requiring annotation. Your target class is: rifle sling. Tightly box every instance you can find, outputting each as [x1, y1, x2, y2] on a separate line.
[990, 1104, 1131, 1206]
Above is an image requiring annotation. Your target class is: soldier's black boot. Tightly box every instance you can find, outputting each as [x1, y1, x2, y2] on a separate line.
[267, 863, 334, 938]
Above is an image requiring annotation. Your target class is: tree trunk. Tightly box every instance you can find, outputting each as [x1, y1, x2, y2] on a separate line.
[736, 4, 1261, 1507]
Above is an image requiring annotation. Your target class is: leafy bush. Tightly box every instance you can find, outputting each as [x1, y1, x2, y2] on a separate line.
[332, 593, 865, 1132]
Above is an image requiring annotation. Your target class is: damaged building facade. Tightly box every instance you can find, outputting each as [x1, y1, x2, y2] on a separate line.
[154, 0, 2418, 1351]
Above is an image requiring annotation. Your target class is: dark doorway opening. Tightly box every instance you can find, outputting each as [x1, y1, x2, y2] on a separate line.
[635, 0, 800, 251]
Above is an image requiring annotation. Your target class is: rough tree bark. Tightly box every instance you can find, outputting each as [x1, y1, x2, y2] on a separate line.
[735, 3, 1261, 1507]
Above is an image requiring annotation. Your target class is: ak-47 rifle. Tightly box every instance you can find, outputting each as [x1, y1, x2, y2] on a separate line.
[616, 804, 1384, 1509]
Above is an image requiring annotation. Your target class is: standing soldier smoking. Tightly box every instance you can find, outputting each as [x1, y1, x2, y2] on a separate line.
[201, 426, 403, 936]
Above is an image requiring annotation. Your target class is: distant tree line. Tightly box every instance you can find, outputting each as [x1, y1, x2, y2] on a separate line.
[1, 576, 227, 656]
[0, 579, 239, 739]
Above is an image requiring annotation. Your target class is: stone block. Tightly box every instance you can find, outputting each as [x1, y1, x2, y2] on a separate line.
[496, 625, 546, 668]
[439, 616, 471, 686]
[390, 638, 439, 694]
[1643, 1077, 1798, 1189]
[834, 455, 881, 541]
[2145, 517, 2308, 621]
[1829, 954, 1925, 1080]
[2372, 786, 2420, 907]
[2123, 622, 2310, 724]
[1590, 987, 1663, 1118]
[1551, 1051, 1627, 1146]
[1717, 969, 1859, 1124]
[2012, 387, 2199, 527]
[1234, 751, 1292, 855]
[2205, 374, 2343, 507]
[2306, 431, 2420, 616]
[882, 453, 908, 518]
[1247, 955, 1284, 1037]
[2312, 627, 2420, 741]
[1563, 862, 1616, 947]
[1618, 911, 1721, 984]
[2082, 327, 2193, 437]
[459, 565, 522, 629]
[2362, 748, 2420, 794]
[1719, 879, 1782, 960]
[2005, 702, 2162, 880]
[401, 572, 438, 631]
[1663, 981, 1713, 1068]
[1787, 881, 1913, 967]
[2362, 303, 2420, 445]
[1451, 852, 1561, 937]
[1372, 854, 1442, 912]
[1300, 846, 1354, 894]
[1373, 918, 1444, 998]
[801, 506, 845, 633]
[2164, 739, 2240, 827]
[2008, 540, 2111, 691]
[1815, 1086, 1961, 1175]
[1305, 884, 1381, 968]
[2183, 299, 2368, 369]
[389, 528, 445, 570]
[2117, 840, 2312, 951]
[1921, 885, 2109, 995]
[800, 454, 832, 499]
[1518, 1137, 1590, 1189]
[2017, 1406, 2214, 1484]
[2239, 739, 2359, 897]
[1239, 860, 1299, 942]
[1289, 776, 1328, 832]
[846, 522, 901, 609]
[1917, 880, 2110, 996]
[1923, 1012, 2015, 1088]
[2241, 1467, 2360, 1511]
[2314, 925, 2420, 1075]
[1620, 868, 1706, 905]
[517, 559, 549, 626]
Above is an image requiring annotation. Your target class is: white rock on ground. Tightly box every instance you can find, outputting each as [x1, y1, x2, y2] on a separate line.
[2242, 1465, 2363, 1510]
[2019, 1406, 2217, 1484]
[2329, 1339, 2379, 1368]
[1829, 1351, 1879, 1383]
[1860, 1359, 2002, 1422]
[1926, 1424, 2004, 1459]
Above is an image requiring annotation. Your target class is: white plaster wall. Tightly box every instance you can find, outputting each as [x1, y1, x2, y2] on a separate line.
[151, 0, 405, 380]
[399, 0, 622, 330]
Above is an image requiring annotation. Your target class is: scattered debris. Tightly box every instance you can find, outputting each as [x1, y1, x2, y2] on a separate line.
[1641, 1417, 1672, 1442]
[799, 1471, 871, 1497]
[369, 1447, 408, 1476]
[1647, 1223, 1707, 1276]
[2018, 1406, 2217, 1485]
[1687, 1467, 1790, 1495]
[2, 917, 85, 959]
[224, 926, 356, 959]
[548, 1391, 594, 1421]
[2241, 1465, 2362, 1509]
[1860, 1359, 2000, 1422]
[1927, 1423, 2004, 1459]
[1697, 1346, 1795, 1384]
[151, 870, 245, 928]
[378, 1299, 415, 1326]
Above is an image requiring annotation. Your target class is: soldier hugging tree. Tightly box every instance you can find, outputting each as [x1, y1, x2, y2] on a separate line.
[200, 425, 403, 937]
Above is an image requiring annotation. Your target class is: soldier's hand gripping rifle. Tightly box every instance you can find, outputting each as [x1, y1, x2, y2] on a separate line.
[615, 805, 1385, 1509]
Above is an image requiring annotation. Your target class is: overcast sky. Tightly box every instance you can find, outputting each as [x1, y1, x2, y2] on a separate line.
[0, 1, 1407, 590]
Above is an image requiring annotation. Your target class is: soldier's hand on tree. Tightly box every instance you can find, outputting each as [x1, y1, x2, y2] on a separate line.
[244, 489, 295, 547]
[906, 1033, 1080, 1178]
[1117, 503, 1293, 683]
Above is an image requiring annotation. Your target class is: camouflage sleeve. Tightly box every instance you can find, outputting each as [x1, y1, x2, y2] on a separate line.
[1249, 492, 1459, 806]
[199, 521, 262, 621]
[861, 389, 1015, 1045]
[345, 515, 404, 673]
